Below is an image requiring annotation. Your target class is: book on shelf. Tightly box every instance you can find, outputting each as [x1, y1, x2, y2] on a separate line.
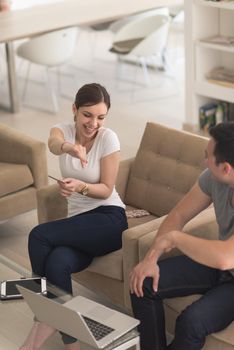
[199, 103, 217, 131]
[199, 101, 232, 130]
[219, 101, 230, 122]
[229, 103, 234, 121]
[201, 35, 234, 46]
[206, 67, 234, 89]
[207, 79, 234, 89]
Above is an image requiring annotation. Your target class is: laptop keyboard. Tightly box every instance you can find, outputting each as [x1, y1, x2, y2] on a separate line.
[83, 316, 115, 341]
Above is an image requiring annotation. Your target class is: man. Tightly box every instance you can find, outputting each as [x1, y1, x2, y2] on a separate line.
[130, 122, 234, 350]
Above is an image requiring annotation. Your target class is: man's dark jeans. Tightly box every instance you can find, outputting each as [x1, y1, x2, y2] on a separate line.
[131, 255, 234, 350]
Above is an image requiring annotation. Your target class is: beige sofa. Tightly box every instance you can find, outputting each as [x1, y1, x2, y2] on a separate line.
[37, 122, 234, 349]
[0, 123, 48, 221]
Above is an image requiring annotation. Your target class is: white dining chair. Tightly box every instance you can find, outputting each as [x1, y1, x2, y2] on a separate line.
[16, 27, 78, 113]
[169, 9, 184, 62]
[109, 14, 172, 86]
[108, 7, 169, 34]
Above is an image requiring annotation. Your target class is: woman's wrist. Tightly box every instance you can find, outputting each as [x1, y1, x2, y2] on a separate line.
[61, 141, 71, 153]
[79, 182, 89, 196]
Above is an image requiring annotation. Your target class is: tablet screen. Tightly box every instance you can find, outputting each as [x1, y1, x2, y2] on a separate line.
[6, 278, 42, 296]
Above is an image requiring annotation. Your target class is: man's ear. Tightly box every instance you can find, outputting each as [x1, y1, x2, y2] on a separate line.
[223, 162, 232, 175]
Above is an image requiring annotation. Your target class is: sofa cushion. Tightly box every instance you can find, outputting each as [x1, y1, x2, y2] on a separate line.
[138, 208, 218, 261]
[125, 123, 208, 217]
[87, 207, 156, 281]
[87, 249, 123, 281]
[0, 162, 34, 197]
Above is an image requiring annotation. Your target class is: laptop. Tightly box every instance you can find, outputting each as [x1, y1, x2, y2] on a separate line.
[17, 285, 139, 349]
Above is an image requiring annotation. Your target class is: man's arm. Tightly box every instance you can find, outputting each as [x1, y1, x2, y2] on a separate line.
[148, 182, 212, 259]
[129, 182, 212, 297]
[166, 231, 234, 271]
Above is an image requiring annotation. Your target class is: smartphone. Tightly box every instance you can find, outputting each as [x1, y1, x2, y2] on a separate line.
[0, 277, 47, 300]
[48, 175, 65, 183]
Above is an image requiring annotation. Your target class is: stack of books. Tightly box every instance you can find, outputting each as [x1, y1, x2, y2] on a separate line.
[201, 35, 234, 46]
[206, 67, 234, 89]
[199, 101, 233, 131]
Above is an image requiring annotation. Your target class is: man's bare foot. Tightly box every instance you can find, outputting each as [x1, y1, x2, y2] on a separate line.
[19, 321, 56, 350]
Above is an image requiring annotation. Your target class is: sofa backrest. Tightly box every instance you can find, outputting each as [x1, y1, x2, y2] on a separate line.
[125, 122, 208, 217]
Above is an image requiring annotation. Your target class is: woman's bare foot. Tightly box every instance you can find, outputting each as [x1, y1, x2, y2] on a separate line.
[65, 342, 80, 350]
[19, 321, 56, 350]
[32, 322, 56, 349]
[19, 322, 39, 350]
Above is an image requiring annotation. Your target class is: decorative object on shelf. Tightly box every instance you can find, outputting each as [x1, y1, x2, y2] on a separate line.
[206, 67, 234, 88]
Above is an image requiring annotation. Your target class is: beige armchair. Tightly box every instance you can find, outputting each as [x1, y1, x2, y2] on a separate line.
[0, 123, 48, 221]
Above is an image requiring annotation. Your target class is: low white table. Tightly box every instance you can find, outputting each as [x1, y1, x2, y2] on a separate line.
[99, 330, 140, 350]
[80, 330, 140, 350]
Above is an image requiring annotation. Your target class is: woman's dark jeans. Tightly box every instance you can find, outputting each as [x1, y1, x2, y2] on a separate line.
[28, 205, 128, 344]
[131, 255, 234, 350]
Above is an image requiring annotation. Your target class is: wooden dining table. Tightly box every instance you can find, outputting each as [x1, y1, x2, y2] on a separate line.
[0, 0, 183, 113]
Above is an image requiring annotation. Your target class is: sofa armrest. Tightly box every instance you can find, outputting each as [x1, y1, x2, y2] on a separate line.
[122, 215, 166, 308]
[37, 184, 67, 223]
[138, 207, 218, 261]
[122, 207, 218, 309]
[0, 123, 48, 189]
[116, 158, 134, 201]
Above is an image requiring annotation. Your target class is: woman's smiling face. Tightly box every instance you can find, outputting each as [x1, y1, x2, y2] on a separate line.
[73, 102, 108, 141]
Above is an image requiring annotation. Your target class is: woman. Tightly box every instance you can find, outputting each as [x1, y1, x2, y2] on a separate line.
[20, 83, 128, 350]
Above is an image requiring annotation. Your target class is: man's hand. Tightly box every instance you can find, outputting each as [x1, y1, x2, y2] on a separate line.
[129, 255, 160, 297]
[129, 233, 176, 298]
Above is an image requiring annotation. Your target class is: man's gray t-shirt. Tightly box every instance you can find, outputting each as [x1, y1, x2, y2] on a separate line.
[199, 168, 234, 274]
[199, 169, 234, 240]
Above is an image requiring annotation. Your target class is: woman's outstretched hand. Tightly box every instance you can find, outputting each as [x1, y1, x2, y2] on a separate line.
[62, 142, 88, 168]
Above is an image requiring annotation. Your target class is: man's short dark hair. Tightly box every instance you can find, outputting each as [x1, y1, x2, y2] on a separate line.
[209, 122, 234, 167]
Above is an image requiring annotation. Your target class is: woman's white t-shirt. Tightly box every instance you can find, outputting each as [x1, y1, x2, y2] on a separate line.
[54, 123, 125, 217]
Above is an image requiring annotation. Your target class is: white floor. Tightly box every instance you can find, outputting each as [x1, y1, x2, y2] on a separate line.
[0, 26, 184, 349]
